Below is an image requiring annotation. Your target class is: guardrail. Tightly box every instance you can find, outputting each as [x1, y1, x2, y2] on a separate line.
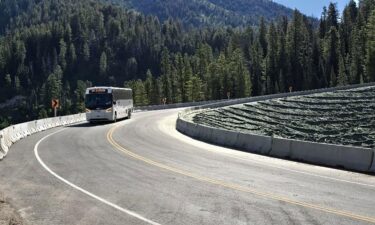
[0, 114, 86, 160]
[134, 98, 235, 111]
[177, 83, 375, 173]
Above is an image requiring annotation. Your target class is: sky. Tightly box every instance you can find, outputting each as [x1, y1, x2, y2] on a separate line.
[273, 0, 359, 18]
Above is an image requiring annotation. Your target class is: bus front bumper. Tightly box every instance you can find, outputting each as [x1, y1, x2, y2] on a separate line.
[86, 111, 114, 122]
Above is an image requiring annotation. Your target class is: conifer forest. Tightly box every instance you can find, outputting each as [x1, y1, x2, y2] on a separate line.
[0, 0, 375, 128]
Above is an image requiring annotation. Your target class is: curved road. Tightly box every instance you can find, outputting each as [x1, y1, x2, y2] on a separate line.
[1, 109, 375, 225]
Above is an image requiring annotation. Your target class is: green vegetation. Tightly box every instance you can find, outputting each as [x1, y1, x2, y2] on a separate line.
[0, 0, 374, 128]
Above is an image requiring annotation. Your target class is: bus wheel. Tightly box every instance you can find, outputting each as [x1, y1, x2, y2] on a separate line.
[128, 111, 132, 119]
[114, 112, 117, 123]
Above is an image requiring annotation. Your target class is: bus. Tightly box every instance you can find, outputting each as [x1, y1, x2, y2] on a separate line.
[85, 87, 133, 122]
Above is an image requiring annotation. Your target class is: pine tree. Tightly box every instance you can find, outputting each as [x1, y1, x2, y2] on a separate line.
[58, 39, 67, 69]
[126, 58, 138, 79]
[134, 80, 148, 106]
[62, 81, 72, 114]
[324, 27, 340, 86]
[175, 53, 185, 100]
[65, 24, 72, 43]
[329, 66, 337, 86]
[341, 0, 358, 54]
[0, 46, 5, 71]
[68, 43, 77, 65]
[230, 49, 251, 97]
[265, 22, 278, 94]
[151, 77, 162, 105]
[250, 40, 263, 96]
[14, 75, 20, 92]
[349, 13, 366, 84]
[83, 42, 90, 62]
[327, 3, 339, 29]
[183, 54, 193, 102]
[184, 78, 193, 102]
[46, 70, 62, 102]
[5, 74, 11, 88]
[191, 75, 204, 101]
[207, 61, 221, 100]
[337, 54, 349, 86]
[74, 80, 89, 113]
[169, 66, 180, 103]
[286, 10, 308, 91]
[144, 69, 153, 104]
[99, 52, 107, 76]
[259, 17, 268, 56]
[365, 10, 375, 82]
[319, 7, 328, 39]
[277, 23, 287, 92]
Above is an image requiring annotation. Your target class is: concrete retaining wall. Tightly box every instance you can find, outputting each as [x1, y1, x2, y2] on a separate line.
[270, 137, 292, 158]
[0, 114, 86, 160]
[288, 140, 374, 172]
[370, 157, 375, 173]
[177, 83, 375, 173]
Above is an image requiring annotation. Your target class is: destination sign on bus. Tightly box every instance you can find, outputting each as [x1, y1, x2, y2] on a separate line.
[89, 88, 108, 94]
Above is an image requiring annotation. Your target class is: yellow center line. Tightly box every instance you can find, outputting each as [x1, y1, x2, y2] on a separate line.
[107, 124, 375, 224]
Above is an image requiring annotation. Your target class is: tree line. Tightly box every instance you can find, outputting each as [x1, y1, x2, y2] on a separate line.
[106, 0, 294, 28]
[127, 0, 375, 105]
[0, 0, 375, 127]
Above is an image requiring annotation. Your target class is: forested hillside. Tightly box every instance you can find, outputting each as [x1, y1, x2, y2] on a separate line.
[0, 0, 375, 128]
[105, 0, 294, 27]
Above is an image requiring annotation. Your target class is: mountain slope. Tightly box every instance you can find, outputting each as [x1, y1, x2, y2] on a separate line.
[104, 0, 294, 27]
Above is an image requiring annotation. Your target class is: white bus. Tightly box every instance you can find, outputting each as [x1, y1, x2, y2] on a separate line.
[85, 87, 133, 123]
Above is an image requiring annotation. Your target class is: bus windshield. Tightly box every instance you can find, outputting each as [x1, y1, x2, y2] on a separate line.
[85, 93, 113, 110]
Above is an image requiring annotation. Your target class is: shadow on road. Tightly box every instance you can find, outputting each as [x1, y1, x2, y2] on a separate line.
[67, 117, 129, 128]
[67, 122, 111, 128]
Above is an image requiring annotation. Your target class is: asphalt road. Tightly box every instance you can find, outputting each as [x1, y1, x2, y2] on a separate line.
[1, 109, 375, 225]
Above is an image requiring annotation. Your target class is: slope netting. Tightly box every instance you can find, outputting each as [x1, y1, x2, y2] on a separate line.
[192, 86, 375, 148]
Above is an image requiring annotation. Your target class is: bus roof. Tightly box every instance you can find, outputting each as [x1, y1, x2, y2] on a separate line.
[85, 87, 132, 94]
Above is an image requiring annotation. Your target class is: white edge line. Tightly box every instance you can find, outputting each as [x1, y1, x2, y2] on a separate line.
[34, 128, 161, 225]
[226, 154, 375, 188]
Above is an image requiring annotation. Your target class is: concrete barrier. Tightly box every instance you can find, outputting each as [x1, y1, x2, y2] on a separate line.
[176, 119, 187, 133]
[177, 119, 271, 155]
[210, 128, 239, 147]
[289, 140, 374, 172]
[177, 83, 375, 173]
[184, 121, 198, 138]
[177, 116, 374, 172]
[0, 131, 5, 160]
[27, 121, 37, 134]
[0, 113, 86, 160]
[195, 124, 214, 142]
[370, 152, 375, 173]
[236, 132, 272, 155]
[270, 137, 292, 158]
[2, 128, 11, 152]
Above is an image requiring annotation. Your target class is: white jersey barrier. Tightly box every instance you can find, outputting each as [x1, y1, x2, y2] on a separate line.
[177, 83, 375, 173]
[0, 114, 86, 160]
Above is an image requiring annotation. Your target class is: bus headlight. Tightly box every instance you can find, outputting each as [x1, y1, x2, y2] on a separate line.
[85, 108, 91, 113]
[106, 108, 113, 112]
